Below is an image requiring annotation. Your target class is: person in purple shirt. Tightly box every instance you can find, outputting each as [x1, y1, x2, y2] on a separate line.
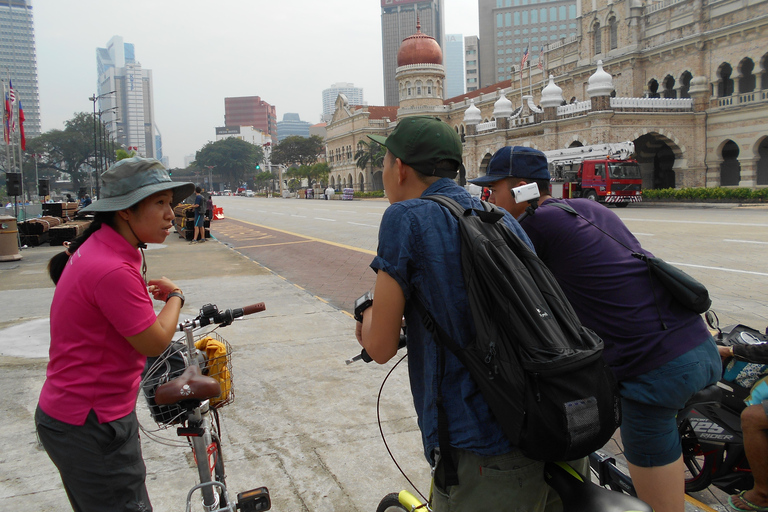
[470, 146, 721, 512]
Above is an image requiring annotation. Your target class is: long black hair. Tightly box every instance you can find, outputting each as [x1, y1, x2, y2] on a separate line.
[48, 212, 117, 285]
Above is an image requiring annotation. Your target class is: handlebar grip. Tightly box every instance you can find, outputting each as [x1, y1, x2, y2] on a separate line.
[242, 303, 266, 315]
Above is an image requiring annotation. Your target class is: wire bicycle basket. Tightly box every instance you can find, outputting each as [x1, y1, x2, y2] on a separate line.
[141, 332, 234, 428]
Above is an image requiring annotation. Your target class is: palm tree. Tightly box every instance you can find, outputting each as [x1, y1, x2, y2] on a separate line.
[355, 140, 386, 192]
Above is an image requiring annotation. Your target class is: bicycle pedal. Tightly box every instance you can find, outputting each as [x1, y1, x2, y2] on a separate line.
[237, 486, 270, 512]
[176, 426, 205, 437]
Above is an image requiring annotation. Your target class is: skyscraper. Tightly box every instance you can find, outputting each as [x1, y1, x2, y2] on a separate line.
[444, 33, 465, 99]
[0, 0, 40, 140]
[478, 0, 577, 88]
[381, 0, 445, 106]
[224, 96, 277, 145]
[96, 36, 157, 158]
[277, 113, 311, 141]
[322, 82, 364, 123]
[464, 35, 480, 92]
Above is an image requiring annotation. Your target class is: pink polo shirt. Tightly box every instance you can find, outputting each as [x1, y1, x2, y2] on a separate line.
[39, 225, 158, 425]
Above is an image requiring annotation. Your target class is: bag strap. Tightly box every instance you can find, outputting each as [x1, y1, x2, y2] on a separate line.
[546, 202, 667, 329]
[410, 294, 461, 488]
[422, 194, 506, 224]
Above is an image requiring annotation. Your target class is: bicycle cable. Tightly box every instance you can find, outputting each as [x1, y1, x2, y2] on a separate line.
[376, 351, 429, 504]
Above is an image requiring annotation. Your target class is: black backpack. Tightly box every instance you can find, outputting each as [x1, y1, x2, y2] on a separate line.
[412, 195, 621, 467]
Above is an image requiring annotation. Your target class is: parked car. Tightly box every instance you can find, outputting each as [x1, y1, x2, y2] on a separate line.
[222, 189, 232, 196]
[245, 190, 255, 197]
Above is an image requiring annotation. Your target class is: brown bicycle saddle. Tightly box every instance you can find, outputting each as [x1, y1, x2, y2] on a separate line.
[154, 365, 222, 405]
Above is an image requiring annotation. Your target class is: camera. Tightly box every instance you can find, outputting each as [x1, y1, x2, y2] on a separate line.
[512, 183, 540, 203]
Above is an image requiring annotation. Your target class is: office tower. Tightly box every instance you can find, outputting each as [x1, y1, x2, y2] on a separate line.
[478, 0, 578, 88]
[381, 0, 445, 106]
[0, 0, 40, 139]
[444, 34, 465, 99]
[96, 36, 157, 158]
[224, 96, 277, 145]
[322, 82, 364, 123]
[465, 35, 480, 92]
[276, 113, 311, 141]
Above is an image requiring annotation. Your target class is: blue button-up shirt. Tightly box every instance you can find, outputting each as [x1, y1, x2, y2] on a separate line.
[371, 178, 533, 463]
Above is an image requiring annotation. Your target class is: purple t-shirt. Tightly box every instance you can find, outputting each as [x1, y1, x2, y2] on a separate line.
[520, 198, 710, 380]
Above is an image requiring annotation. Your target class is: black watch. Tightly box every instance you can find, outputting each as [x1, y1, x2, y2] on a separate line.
[354, 291, 373, 322]
[166, 290, 185, 308]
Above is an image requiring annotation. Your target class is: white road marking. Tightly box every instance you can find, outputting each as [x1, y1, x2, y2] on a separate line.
[623, 218, 768, 228]
[348, 222, 379, 228]
[670, 262, 768, 278]
[315, 217, 337, 222]
[723, 239, 768, 245]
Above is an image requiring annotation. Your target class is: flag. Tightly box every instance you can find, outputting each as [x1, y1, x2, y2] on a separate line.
[18, 100, 25, 150]
[3, 93, 9, 144]
[538, 47, 544, 70]
[520, 47, 529, 71]
[8, 80, 15, 104]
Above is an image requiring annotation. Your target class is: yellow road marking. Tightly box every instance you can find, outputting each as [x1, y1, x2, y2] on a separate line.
[224, 218, 377, 256]
[234, 240, 314, 249]
[684, 494, 718, 512]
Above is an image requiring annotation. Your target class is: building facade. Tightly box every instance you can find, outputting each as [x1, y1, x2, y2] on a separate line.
[381, 0, 445, 106]
[0, 0, 40, 141]
[478, 0, 578, 88]
[224, 96, 277, 145]
[465, 35, 480, 92]
[326, 0, 768, 193]
[97, 36, 157, 158]
[444, 33, 465, 98]
[277, 113, 311, 141]
[321, 82, 364, 123]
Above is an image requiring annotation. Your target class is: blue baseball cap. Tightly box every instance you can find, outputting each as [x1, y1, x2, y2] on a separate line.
[469, 146, 550, 186]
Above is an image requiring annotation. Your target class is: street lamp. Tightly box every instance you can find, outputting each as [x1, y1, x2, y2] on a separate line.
[98, 107, 118, 176]
[205, 165, 214, 191]
[89, 90, 116, 198]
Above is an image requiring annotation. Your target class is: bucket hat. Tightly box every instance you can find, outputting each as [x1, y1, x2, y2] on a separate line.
[81, 157, 195, 213]
[468, 146, 550, 186]
[368, 116, 464, 178]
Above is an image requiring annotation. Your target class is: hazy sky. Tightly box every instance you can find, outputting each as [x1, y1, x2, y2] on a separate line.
[33, 0, 479, 168]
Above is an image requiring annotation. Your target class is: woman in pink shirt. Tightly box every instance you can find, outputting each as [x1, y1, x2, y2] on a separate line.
[36, 157, 194, 512]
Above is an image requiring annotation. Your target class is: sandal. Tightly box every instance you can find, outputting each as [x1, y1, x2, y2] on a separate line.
[729, 491, 768, 512]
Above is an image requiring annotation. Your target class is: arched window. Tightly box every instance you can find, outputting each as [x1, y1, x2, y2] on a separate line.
[679, 71, 692, 98]
[416, 80, 423, 96]
[720, 140, 741, 186]
[427, 80, 434, 96]
[738, 57, 756, 94]
[647, 79, 660, 98]
[593, 22, 601, 55]
[761, 53, 768, 90]
[717, 63, 734, 97]
[609, 16, 618, 50]
[662, 75, 676, 98]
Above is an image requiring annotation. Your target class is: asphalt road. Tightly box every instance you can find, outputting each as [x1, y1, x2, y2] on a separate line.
[214, 195, 768, 329]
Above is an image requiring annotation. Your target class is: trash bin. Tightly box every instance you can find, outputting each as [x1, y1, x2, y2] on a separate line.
[0, 215, 21, 261]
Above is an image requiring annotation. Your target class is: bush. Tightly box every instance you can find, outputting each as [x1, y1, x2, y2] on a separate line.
[354, 190, 385, 198]
[643, 187, 766, 202]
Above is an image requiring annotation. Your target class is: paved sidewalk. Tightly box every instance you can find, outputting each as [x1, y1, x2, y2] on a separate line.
[0, 231, 726, 511]
[0, 234, 428, 512]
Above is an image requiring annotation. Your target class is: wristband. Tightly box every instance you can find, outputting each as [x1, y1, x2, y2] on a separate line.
[166, 290, 185, 308]
[354, 291, 373, 322]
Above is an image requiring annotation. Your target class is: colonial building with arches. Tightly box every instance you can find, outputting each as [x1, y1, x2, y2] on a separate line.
[325, 0, 768, 192]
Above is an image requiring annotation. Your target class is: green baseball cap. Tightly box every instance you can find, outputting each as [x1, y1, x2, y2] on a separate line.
[368, 116, 463, 178]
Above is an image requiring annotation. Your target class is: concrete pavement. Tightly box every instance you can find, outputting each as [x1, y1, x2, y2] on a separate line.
[0, 224, 728, 511]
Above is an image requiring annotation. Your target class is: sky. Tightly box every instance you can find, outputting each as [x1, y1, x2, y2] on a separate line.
[33, 0, 480, 168]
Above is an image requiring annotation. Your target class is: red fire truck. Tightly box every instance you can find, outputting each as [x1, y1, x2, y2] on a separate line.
[544, 142, 642, 206]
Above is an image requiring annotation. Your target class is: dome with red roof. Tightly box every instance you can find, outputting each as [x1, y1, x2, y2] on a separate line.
[397, 20, 442, 67]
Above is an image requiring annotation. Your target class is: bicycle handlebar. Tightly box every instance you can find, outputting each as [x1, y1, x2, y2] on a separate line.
[178, 302, 266, 331]
[346, 335, 407, 365]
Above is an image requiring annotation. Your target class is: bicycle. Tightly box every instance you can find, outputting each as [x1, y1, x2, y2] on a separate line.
[141, 302, 272, 512]
[347, 330, 653, 512]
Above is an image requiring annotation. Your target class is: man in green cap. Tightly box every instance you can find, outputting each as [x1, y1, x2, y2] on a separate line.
[354, 117, 560, 511]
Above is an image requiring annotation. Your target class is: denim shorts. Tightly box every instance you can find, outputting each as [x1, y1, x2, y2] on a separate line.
[618, 336, 721, 467]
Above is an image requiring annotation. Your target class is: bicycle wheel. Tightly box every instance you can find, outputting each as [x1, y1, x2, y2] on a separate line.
[376, 493, 409, 512]
[679, 420, 714, 492]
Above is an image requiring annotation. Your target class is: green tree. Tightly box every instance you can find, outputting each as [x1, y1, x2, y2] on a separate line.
[354, 139, 386, 175]
[307, 162, 330, 187]
[271, 135, 324, 167]
[24, 112, 108, 192]
[194, 138, 264, 190]
[252, 170, 274, 193]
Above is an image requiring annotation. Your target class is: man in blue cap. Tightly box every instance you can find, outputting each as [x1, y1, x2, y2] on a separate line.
[471, 146, 721, 512]
[355, 118, 568, 511]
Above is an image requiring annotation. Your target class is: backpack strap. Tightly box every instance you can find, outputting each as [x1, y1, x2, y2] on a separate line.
[422, 194, 505, 224]
[546, 201, 667, 330]
[411, 292, 461, 488]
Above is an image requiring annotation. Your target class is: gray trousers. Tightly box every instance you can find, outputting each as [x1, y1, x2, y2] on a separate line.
[35, 406, 152, 512]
